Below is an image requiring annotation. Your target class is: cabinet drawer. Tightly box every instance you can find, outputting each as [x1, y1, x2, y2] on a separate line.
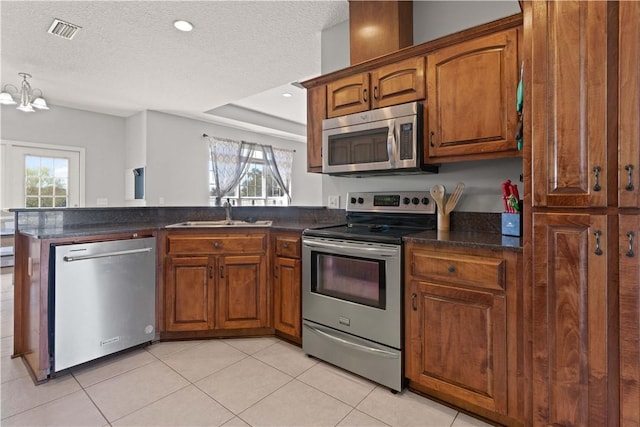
[410, 251, 505, 291]
[167, 234, 266, 255]
[275, 235, 301, 258]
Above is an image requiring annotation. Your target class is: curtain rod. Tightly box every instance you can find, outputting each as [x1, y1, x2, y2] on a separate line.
[203, 133, 296, 153]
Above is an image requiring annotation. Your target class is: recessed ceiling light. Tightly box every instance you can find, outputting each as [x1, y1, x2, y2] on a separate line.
[282, 92, 293, 98]
[173, 20, 194, 32]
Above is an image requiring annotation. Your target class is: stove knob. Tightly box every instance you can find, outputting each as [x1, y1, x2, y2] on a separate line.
[403, 197, 411, 205]
[412, 197, 420, 205]
[350, 197, 357, 204]
[421, 197, 430, 205]
[357, 197, 364, 204]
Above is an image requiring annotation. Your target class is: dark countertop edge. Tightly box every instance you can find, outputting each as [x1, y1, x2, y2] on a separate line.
[16, 221, 331, 239]
[404, 230, 523, 252]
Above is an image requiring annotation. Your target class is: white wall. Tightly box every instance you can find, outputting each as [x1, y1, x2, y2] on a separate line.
[144, 111, 322, 207]
[0, 104, 126, 207]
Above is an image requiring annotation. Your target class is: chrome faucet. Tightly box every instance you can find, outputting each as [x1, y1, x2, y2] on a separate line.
[223, 198, 232, 223]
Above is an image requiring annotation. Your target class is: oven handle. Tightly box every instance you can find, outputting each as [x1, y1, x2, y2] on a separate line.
[305, 323, 399, 359]
[303, 239, 398, 258]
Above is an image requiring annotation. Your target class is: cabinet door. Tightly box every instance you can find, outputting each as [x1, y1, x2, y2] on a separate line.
[165, 256, 214, 331]
[216, 254, 268, 329]
[531, 1, 610, 208]
[273, 256, 301, 341]
[619, 1, 640, 208]
[620, 214, 640, 426]
[306, 85, 326, 173]
[371, 57, 425, 109]
[426, 29, 518, 160]
[406, 280, 507, 414]
[326, 73, 370, 118]
[532, 213, 613, 426]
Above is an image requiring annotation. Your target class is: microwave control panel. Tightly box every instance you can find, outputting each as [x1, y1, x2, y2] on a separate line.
[399, 123, 414, 160]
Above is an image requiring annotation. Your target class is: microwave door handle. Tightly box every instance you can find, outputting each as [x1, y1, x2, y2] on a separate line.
[387, 120, 396, 167]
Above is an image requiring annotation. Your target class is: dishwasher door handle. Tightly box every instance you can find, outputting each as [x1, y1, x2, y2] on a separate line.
[63, 247, 153, 262]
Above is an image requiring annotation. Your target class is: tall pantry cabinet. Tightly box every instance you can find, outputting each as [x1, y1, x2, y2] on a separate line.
[526, 1, 639, 425]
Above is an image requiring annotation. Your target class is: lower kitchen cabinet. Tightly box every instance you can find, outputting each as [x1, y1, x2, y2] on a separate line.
[405, 241, 523, 425]
[163, 230, 270, 335]
[532, 213, 615, 426]
[272, 232, 302, 343]
[620, 214, 640, 425]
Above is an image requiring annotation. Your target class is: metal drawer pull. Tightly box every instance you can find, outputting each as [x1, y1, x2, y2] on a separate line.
[447, 265, 456, 273]
[213, 241, 220, 249]
[593, 166, 602, 192]
[306, 325, 398, 358]
[625, 164, 635, 191]
[626, 231, 635, 258]
[411, 293, 417, 311]
[594, 230, 603, 256]
[282, 242, 289, 248]
[363, 88, 368, 103]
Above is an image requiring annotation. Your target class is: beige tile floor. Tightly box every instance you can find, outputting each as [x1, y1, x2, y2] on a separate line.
[0, 268, 493, 426]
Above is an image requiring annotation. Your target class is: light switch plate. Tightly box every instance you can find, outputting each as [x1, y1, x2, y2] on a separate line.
[328, 195, 340, 209]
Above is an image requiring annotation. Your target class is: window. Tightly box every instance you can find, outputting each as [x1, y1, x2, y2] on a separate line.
[210, 149, 289, 206]
[25, 155, 69, 207]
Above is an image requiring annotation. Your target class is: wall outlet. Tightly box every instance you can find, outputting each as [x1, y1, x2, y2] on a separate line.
[328, 195, 340, 209]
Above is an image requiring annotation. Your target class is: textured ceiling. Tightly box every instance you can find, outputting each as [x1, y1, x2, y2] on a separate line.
[0, 1, 349, 140]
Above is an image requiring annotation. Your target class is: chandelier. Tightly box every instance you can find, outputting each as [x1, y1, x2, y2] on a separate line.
[0, 73, 49, 112]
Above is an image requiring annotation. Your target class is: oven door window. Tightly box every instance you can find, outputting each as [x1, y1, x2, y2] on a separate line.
[311, 252, 386, 309]
[327, 127, 390, 166]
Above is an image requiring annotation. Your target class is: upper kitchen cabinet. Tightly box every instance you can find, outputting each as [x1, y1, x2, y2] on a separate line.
[425, 28, 520, 162]
[619, 1, 640, 209]
[530, 1, 612, 208]
[326, 57, 426, 118]
[306, 85, 326, 173]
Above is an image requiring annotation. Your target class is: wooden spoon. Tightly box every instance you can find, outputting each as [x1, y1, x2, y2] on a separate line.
[445, 182, 465, 214]
[430, 184, 446, 215]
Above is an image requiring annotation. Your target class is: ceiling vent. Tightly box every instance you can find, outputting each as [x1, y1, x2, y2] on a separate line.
[47, 18, 81, 40]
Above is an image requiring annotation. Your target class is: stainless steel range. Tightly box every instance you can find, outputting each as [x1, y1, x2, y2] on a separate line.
[302, 191, 436, 392]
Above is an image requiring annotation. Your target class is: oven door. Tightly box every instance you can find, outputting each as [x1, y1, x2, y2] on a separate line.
[302, 236, 401, 349]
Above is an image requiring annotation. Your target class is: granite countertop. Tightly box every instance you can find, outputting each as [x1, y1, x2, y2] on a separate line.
[404, 230, 522, 252]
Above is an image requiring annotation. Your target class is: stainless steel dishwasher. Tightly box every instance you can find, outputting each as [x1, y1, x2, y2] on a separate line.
[50, 237, 156, 373]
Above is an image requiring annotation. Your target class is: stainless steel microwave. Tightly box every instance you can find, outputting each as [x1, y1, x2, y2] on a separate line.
[321, 102, 438, 176]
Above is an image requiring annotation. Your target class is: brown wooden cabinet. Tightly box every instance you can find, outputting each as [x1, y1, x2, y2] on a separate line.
[326, 57, 425, 118]
[306, 85, 326, 173]
[620, 214, 640, 425]
[426, 28, 519, 162]
[405, 242, 523, 425]
[164, 231, 269, 334]
[525, 1, 623, 425]
[619, 1, 640, 209]
[272, 232, 302, 343]
[531, 212, 614, 426]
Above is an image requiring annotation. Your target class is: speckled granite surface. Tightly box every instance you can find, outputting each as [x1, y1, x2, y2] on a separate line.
[11, 207, 520, 250]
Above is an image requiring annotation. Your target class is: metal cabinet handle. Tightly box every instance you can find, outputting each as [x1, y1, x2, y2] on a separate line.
[626, 231, 635, 258]
[282, 243, 289, 249]
[593, 166, 602, 192]
[447, 265, 456, 273]
[209, 265, 213, 279]
[625, 164, 635, 191]
[411, 293, 417, 311]
[363, 88, 368, 103]
[213, 241, 220, 249]
[594, 230, 603, 256]
[373, 86, 379, 101]
[219, 265, 225, 278]
[274, 265, 279, 278]
[429, 131, 435, 147]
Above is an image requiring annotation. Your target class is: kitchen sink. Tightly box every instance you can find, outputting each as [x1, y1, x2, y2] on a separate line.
[166, 220, 272, 228]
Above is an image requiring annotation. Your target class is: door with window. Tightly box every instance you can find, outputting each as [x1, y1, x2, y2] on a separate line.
[2, 143, 82, 208]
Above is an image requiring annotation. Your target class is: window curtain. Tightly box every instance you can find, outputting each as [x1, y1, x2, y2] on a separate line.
[207, 137, 256, 206]
[262, 144, 293, 202]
